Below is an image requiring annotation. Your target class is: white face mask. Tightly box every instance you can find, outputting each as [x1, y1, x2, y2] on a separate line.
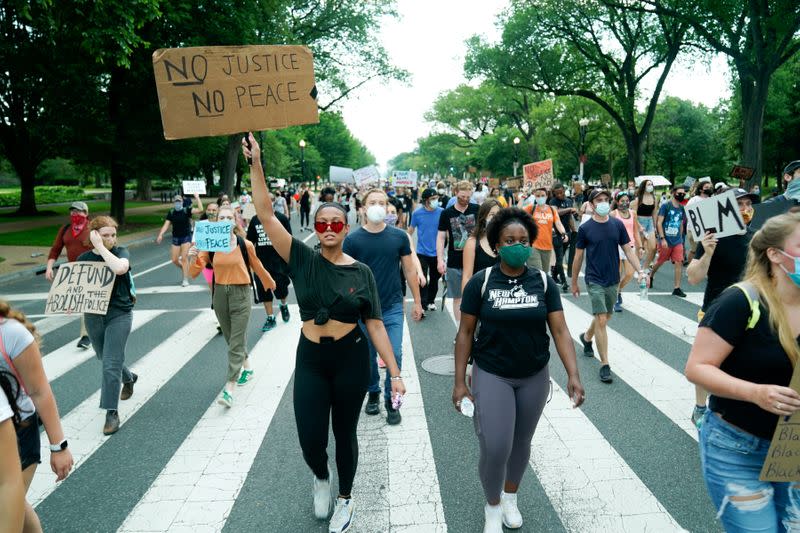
[437, 188, 445, 194]
[646, 185, 654, 193]
[429, 200, 441, 208]
[366, 204, 387, 223]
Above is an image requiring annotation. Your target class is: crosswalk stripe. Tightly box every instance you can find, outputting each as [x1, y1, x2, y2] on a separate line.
[532, 381, 686, 532]
[684, 292, 704, 307]
[5, 285, 209, 302]
[33, 315, 77, 336]
[560, 300, 697, 439]
[30, 310, 219, 507]
[118, 306, 301, 532]
[354, 317, 447, 531]
[619, 297, 698, 344]
[42, 310, 164, 381]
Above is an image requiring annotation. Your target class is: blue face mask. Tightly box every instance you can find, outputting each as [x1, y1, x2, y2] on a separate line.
[786, 179, 800, 201]
[535, 196, 547, 205]
[779, 250, 800, 287]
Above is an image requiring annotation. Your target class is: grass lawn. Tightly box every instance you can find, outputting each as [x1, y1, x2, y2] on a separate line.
[0, 216, 165, 246]
[0, 200, 166, 223]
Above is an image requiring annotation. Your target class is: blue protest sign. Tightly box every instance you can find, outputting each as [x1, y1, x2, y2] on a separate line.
[193, 220, 233, 252]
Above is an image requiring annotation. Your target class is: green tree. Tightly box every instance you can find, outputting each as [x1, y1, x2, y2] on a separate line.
[466, 0, 688, 178]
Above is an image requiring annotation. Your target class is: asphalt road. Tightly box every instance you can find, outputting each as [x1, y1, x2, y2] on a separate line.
[1, 211, 722, 533]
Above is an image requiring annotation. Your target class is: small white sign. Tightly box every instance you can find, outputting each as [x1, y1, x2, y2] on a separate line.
[182, 180, 206, 195]
[392, 170, 418, 187]
[685, 189, 747, 241]
[329, 166, 354, 183]
[353, 165, 381, 187]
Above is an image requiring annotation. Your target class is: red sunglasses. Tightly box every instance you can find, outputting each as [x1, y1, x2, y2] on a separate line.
[314, 220, 345, 234]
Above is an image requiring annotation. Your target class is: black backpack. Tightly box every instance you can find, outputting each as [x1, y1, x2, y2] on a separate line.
[208, 236, 260, 308]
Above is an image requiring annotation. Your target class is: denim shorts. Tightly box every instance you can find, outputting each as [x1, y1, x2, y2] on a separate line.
[446, 268, 463, 298]
[699, 410, 800, 531]
[172, 235, 192, 246]
[638, 217, 654, 235]
[16, 414, 41, 470]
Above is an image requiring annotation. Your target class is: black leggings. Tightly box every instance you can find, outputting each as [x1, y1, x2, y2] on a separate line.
[418, 254, 441, 307]
[294, 327, 369, 496]
[300, 206, 311, 227]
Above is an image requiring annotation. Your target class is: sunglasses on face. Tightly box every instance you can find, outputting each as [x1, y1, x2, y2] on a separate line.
[314, 220, 346, 234]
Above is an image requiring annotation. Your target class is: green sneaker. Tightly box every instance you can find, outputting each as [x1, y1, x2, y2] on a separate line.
[237, 369, 254, 386]
[217, 389, 233, 408]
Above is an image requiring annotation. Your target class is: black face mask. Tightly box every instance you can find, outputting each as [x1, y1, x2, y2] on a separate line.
[701, 188, 711, 196]
[675, 193, 686, 201]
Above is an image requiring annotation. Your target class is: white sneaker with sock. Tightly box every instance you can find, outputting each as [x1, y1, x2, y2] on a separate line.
[501, 491, 523, 528]
[483, 503, 503, 533]
[329, 497, 355, 533]
[313, 468, 332, 519]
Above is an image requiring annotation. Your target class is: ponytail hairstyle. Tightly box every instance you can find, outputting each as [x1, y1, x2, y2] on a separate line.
[0, 371, 22, 425]
[743, 211, 800, 365]
[0, 299, 39, 346]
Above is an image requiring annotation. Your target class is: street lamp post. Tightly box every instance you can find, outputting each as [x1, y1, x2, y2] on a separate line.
[464, 151, 470, 179]
[513, 137, 521, 177]
[578, 118, 589, 180]
[299, 139, 306, 186]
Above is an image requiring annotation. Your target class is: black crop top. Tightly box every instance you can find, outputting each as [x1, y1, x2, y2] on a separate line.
[473, 242, 498, 273]
[288, 238, 382, 324]
[636, 201, 655, 217]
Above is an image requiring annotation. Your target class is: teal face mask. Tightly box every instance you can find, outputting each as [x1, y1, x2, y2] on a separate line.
[779, 250, 800, 287]
[786, 179, 800, 201]
[498, 243, 531, 268]
[535, 196, 547, 205]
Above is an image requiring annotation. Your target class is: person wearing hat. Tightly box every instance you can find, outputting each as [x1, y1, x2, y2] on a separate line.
[46, 200, 94, 349]
[686, 187, 758, 427]
[409, 188, 444, 310]
[714, 182, 729, 195]
[156, 193, 204, 287]
[571, 188, 644, 383]
[764, 160, 800, 205]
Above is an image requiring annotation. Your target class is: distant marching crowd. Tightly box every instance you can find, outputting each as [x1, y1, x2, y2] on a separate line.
[2, 154, 800, 533]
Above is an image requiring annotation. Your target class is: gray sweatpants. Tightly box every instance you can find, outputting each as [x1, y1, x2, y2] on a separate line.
[472, 364, 550, 503]
[213, 284, 251, 382]
[85, 310, 134, 411]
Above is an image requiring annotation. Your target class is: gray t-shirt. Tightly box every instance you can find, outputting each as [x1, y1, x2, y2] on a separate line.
[0, 319, 36, 420]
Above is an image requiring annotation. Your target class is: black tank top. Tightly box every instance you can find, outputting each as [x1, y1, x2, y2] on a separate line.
[474, 242, 498, 273]
[636, 201, 655, 217]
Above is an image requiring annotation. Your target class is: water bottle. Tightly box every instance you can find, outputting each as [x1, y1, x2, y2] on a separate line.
[639, 270, 649, 301]
[460, 397, 475, 418]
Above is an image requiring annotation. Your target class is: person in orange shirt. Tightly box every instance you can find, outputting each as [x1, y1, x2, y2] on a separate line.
[187, 207, 275, 408]
[524, 188, 568, 271]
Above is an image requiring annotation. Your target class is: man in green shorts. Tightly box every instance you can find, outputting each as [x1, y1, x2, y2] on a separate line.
[571, 189, 644, 382]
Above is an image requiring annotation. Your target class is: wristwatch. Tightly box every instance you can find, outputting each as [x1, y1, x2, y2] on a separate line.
[49, 439, 68, 453]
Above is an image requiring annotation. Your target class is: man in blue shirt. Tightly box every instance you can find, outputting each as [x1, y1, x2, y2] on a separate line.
[409, 188, 444, 310]
[571, 189, 643, 383]
[651, 185, 688, 297]
[344, 189, 423, 425]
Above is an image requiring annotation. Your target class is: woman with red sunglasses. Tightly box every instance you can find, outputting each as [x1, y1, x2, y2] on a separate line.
[243, 134, 405, 533]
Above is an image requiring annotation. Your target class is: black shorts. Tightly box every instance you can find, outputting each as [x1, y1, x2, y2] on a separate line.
[255, 272, 290, 302]
[17, 414, 41, 470]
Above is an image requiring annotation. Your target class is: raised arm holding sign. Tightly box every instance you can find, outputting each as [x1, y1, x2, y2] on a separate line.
[193, 220, 234, 252]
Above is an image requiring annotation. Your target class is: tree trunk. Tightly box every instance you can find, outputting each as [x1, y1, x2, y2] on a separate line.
[16, 166, 38, 215]
[235, 165, 243, 196]
[109, 66, 126, 224]
[220, 134, 243, 197]
[739, 66, 771, 189]
[624, 134, 644, 179]
[136, 176, 152, 200]
[203, 164, 215, 197]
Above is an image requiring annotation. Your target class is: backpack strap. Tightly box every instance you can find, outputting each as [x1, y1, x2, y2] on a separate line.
[733, 281, 761, 330]
[479, 266, 492, 298]
[0, 319, 29, 396]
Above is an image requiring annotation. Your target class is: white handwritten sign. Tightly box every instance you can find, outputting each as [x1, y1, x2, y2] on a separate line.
[45, 262, 116, 315]
[353, 166, 381, 187]
[685, 189, 746, 241]
[392, 170, 418, 187]
[329, 166, 354, 183]
[182, 180, 206, 195]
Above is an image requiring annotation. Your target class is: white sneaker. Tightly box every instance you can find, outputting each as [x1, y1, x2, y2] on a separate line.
[181, 278, 189, 287]
[483, 503, 503, 533]
[501, 491, 523, 529]
[329, 497, 354, 533]
[426, 303, 437, 311]
[313, 469, 332, 519]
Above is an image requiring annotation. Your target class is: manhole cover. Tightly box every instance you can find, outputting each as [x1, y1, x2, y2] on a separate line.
[422, 355, 455, 376]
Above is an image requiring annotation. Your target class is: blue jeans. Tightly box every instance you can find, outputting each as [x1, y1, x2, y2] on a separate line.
[700, 410, 800, 532]
[360, 302, 403, 402]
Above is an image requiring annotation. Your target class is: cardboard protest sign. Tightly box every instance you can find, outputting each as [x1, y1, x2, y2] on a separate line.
[182, 180, 206, 195]
[761, 363, 800, 481]
[506, 178, 522, 189]
[392, 170, 418, 187]
[685, 189, 747, 241]
[329, 166, 354, 183]
[193, 220, 234, 252]
[45, 262, 116, 315]
[523, 159, 554, 190]
[601, 174, 611, 185]
[730, 165, 755, 181]
[353, 166, 381, 187]
[152, 45, 319, 140]
[241, 203, 256, 220]
[750, 199, 800, 231]
[489, 178, 500, 188]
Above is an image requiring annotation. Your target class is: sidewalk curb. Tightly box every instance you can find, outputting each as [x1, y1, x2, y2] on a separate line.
[0, 234, 156, 285]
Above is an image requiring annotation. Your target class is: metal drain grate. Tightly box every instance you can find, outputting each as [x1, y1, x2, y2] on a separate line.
[421, 355, 455, 376]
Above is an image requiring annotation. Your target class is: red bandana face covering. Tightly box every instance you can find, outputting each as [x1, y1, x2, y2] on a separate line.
[70, 213, 88, 237]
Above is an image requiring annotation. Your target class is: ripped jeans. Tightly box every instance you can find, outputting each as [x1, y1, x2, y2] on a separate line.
[700, 411, 800, 532]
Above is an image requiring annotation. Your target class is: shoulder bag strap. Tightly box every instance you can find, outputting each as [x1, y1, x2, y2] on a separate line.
[732, 281, 761, 331]
[0, 320, 29, 396]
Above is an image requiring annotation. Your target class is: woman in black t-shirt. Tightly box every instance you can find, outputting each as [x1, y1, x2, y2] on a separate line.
[452, 207, 584, 532]
[460, 199, 501, 294]
[686, 212, 800, 531]
[243, 134, 405, 533]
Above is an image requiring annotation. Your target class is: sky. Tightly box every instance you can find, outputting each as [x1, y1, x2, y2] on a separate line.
[336, 0, 732, 173]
